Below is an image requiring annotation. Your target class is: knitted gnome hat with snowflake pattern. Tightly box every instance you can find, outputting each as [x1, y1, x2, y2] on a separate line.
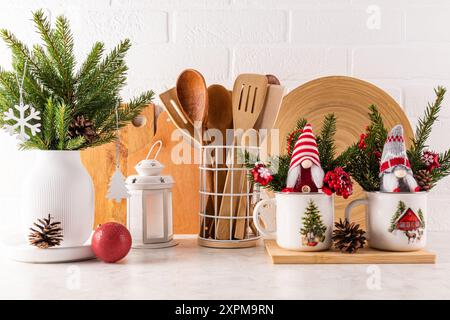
[380, 124, 411, 175]
[289, 124, 321, 170]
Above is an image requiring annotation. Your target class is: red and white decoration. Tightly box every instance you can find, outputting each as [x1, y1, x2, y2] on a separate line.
[285, 124, 324, 193]
[380, 124, 419, 193]
[251, 162, 273, 186]
[421, 150, 440, 171]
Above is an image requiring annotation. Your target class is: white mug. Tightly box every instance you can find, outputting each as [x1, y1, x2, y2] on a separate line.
[345, 192, 427, 251]
[253, 192, 334, 251]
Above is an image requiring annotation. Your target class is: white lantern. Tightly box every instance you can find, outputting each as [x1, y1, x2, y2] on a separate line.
[126, 141, 177, 248]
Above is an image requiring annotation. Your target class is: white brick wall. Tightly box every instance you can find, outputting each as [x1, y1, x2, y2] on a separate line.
[1, 0, 450, 231]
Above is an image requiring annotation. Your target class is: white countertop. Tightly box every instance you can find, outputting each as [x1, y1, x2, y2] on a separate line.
[1, 233, 449, 300]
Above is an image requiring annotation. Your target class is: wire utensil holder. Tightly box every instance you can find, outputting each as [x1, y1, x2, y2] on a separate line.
[198, 144, 261, 248]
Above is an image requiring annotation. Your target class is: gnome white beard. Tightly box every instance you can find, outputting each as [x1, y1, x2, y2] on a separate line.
[286, 165, 300, 189]
[311, 164, 325, 189]
[286, 163, 324, 190]
[381, 170, 418, 192]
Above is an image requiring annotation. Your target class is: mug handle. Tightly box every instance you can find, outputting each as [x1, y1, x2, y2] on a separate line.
[345, 198, 369, 239]
[253, 198, 276, 238]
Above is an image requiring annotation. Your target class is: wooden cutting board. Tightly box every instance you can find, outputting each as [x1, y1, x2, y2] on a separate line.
[81, 104, 155, 227]
[272, 76, 413, 228]
[265, 240, 436, 264]
[150, 111, 200, 234]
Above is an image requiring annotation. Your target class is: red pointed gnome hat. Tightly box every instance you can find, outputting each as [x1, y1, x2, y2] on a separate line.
[289, 124, 321, 170]
[380, 124, 411, 174]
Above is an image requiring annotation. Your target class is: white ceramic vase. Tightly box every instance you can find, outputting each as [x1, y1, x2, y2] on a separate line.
[21, 151, 94, 247]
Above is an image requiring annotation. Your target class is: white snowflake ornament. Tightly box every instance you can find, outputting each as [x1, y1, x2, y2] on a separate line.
[3, 103, 41, 142]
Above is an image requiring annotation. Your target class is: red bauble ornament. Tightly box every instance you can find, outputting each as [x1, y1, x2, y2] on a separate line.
[92, 222, 132, 263]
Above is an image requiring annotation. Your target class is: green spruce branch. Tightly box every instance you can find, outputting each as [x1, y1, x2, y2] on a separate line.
[0, 10, 154, 150]
[339, 105, 388, 191]
[407, 86, 446, 173]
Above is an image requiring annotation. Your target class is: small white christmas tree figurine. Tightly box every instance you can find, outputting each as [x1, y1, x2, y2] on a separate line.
[380, 124, 419, 192]
[285, 124, 324, 193]
[106, 103, 128, 203]
[107, 167, 129, 203]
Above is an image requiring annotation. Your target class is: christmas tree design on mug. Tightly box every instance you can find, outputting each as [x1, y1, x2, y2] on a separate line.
[300, 200, 327, 247]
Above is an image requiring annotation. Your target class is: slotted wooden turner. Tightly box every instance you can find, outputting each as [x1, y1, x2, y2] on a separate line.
[215, 74, 268, 241]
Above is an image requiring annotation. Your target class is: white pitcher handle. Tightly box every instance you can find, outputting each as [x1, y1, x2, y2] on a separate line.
[345, 198, 369, 238]
[253, 198, 276, 238]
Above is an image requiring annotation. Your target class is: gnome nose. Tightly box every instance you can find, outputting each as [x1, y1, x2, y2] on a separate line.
[394, 168, 407, 178]
[301, 159, 313, 169]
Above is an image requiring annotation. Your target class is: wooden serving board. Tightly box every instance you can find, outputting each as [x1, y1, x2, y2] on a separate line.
[273, 76, 414, 228]
[81, 104, 155, 227]
[265, 240, 436, 264]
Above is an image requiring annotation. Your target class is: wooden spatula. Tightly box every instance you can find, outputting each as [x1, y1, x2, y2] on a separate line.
[234, 84, 286, 239]
[159, 87, 200, 146]
[215, 74, 268, 240]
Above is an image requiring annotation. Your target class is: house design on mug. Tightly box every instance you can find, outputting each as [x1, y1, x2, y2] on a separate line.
[389, 201, 425, 244]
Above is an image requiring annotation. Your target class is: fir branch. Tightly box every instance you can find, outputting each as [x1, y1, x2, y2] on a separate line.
[76, 42, 104, 83]
[0, 11, 155, 150]
[32, 44, 65, 96]
[408, 86, 446, 173]
[54, 102, 71, 150]
[66, 136, 86, 150]
[19, 135, 47, 150]
[340, 105, 387, 191]
[42, 97, 56, 148]
[317, 113, 337, 172]
[431, 149, 450, 184]
[75, 39, 131, 113]
[120, 91, 155, 124]
[54, 14, 75, 85]
[0, 29, 42, 77]
[33, 10, 74, 90]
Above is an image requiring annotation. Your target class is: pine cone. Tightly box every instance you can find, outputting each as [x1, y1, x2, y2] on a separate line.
[68, 115, 98, 143]
[414, 169, 433, 191]
[28, 214, 63, 249]
[332, 219, 366, 254]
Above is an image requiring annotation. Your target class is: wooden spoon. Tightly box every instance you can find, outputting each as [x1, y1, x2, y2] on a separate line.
[176, 69, 208, 130]
[200, 84, 233, 238]
[176, 70, 216, 237]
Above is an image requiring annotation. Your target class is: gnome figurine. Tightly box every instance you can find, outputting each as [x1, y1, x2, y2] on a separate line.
[380, 124, 419, 193]
[285, 124, 324, 193]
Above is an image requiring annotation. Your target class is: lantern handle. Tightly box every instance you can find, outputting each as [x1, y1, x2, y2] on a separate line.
[146, 140, 163, 160]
